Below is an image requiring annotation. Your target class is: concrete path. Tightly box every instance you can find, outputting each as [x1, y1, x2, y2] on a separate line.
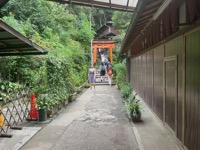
[0, 84, 181, 150]
[132, 99, 181, 150]
[20, 86, 139, 150]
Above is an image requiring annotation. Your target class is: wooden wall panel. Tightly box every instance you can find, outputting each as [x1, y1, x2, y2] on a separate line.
[165, 61, 176, 131]
[153, 46, 164, 120]
[126, 58, 131, 82]
[128, 24, 200, 150]
[130, 58, 136, 87]
[145, 51, 154, 108]
[185, 29, 200, 150]
[165, 37, 184, 142]
[135, 57, 139, 93]
[140, 53, 146, 99]
[130, 54, 147, 101]
[135, 56, 142, 94]
[133, 57, 137, 92]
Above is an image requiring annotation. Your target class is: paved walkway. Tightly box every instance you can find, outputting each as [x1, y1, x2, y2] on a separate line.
[133, 98, 181, 150]
[21, 85, 138, 150]
[0, 85, 181, 150]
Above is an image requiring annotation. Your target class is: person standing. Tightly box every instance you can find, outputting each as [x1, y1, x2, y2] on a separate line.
[99, 62, 106, 82]
[88, 64, 96, 92]
[107, 64, 113, 86]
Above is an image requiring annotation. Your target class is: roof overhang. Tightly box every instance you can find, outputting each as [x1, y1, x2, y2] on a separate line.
[49, 0, 138, 12]
[0, 0, 8, 8]
[0, 20, 48, 56]
[121, 0, 165, 53]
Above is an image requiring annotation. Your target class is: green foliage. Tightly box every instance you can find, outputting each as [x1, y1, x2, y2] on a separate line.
[0, 56, 40, 84]
[112, 11, 132, 30]
[0, 80, 22, 102]
[91, 8, 114, 30]
[44, 53, 87, 105]
[47, 98, 60, 109]
[1, 0, 94, 51]
[113, 62, 126, 88]
[112, 33, 126, 63]
[31, 64, 47, 95]
[36, 94, 50, 110]
[1, 14, 27, 36]
[111, 11, 132, 64]
[0, 0, 133, 110]
[46, 56, 73, 94]
[0, 0, 94, 95]
[123, 93, 141, 118]
[120, 83, 133, 99]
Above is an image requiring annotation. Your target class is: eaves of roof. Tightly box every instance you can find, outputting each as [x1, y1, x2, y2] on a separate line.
[121, 0, 165, 53]
[49, 0, 136, 12]
[0, 20, 48, 56]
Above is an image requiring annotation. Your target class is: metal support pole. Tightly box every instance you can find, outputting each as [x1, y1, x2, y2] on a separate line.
[90, 13, 93, 65]
[91, 39, 93, 65]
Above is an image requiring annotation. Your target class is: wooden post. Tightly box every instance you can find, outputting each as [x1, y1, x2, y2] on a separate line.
[109, 46, 113, 63]
[93, 46, 97, 64]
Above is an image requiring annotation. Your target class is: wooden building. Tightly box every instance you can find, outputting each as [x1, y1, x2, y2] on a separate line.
[121, 0, 200, 150]
[95, 21, 119, 40]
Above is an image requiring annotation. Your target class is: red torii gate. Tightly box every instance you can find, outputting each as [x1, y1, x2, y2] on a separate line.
[92, 40, 115, 64]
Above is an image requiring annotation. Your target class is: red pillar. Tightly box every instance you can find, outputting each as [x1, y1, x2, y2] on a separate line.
[109, 46, 113, 63]
[93, 46, 97, 64]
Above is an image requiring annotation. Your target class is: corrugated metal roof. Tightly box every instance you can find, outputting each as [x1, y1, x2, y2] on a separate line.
[49, 0, 138, 12]
[0, 21, 48, 56]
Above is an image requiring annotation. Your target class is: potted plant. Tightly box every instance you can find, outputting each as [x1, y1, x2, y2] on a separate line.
[123, 93, 141, 122]
[36, 94, 49, 121]
[47, 98, 59, 117]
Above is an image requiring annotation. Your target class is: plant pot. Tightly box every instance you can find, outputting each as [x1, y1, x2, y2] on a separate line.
[38, 109, 47, 121]
[58, 102, 63, 110]
[69, 95, 73, 102]
[47, 106, 58, 117]
[69, 93, 77, 102]
[84, 84, 90, 88]
[131, 113, 141, 122]
[72, 94, 77, 101]
[64, 99, 68, 106]
[77, 89, 81, 94]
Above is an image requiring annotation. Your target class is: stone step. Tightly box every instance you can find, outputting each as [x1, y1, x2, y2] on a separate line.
[95, 82, 116, 85]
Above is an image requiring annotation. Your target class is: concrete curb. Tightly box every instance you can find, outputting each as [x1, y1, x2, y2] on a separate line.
[131, 122, 144, 150]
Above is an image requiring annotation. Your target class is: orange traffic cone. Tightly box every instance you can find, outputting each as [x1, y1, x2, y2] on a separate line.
[29, 93, 39, 120]
[0, 106, 4, 127]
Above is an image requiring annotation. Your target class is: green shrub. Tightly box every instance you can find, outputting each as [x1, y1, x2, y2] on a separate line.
[123, 93, 141, 118]
[0, 80, 22, 103]
[120, 83, 133, 99]
[113, 62, 126, 88]
[36, 94, 50, 110]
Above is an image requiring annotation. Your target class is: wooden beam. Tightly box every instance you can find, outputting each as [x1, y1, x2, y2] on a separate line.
[0, 51, 48, 56]
[49, 0, 135, 12]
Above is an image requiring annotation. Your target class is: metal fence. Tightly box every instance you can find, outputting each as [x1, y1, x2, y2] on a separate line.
[0, 85, 31, 137]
